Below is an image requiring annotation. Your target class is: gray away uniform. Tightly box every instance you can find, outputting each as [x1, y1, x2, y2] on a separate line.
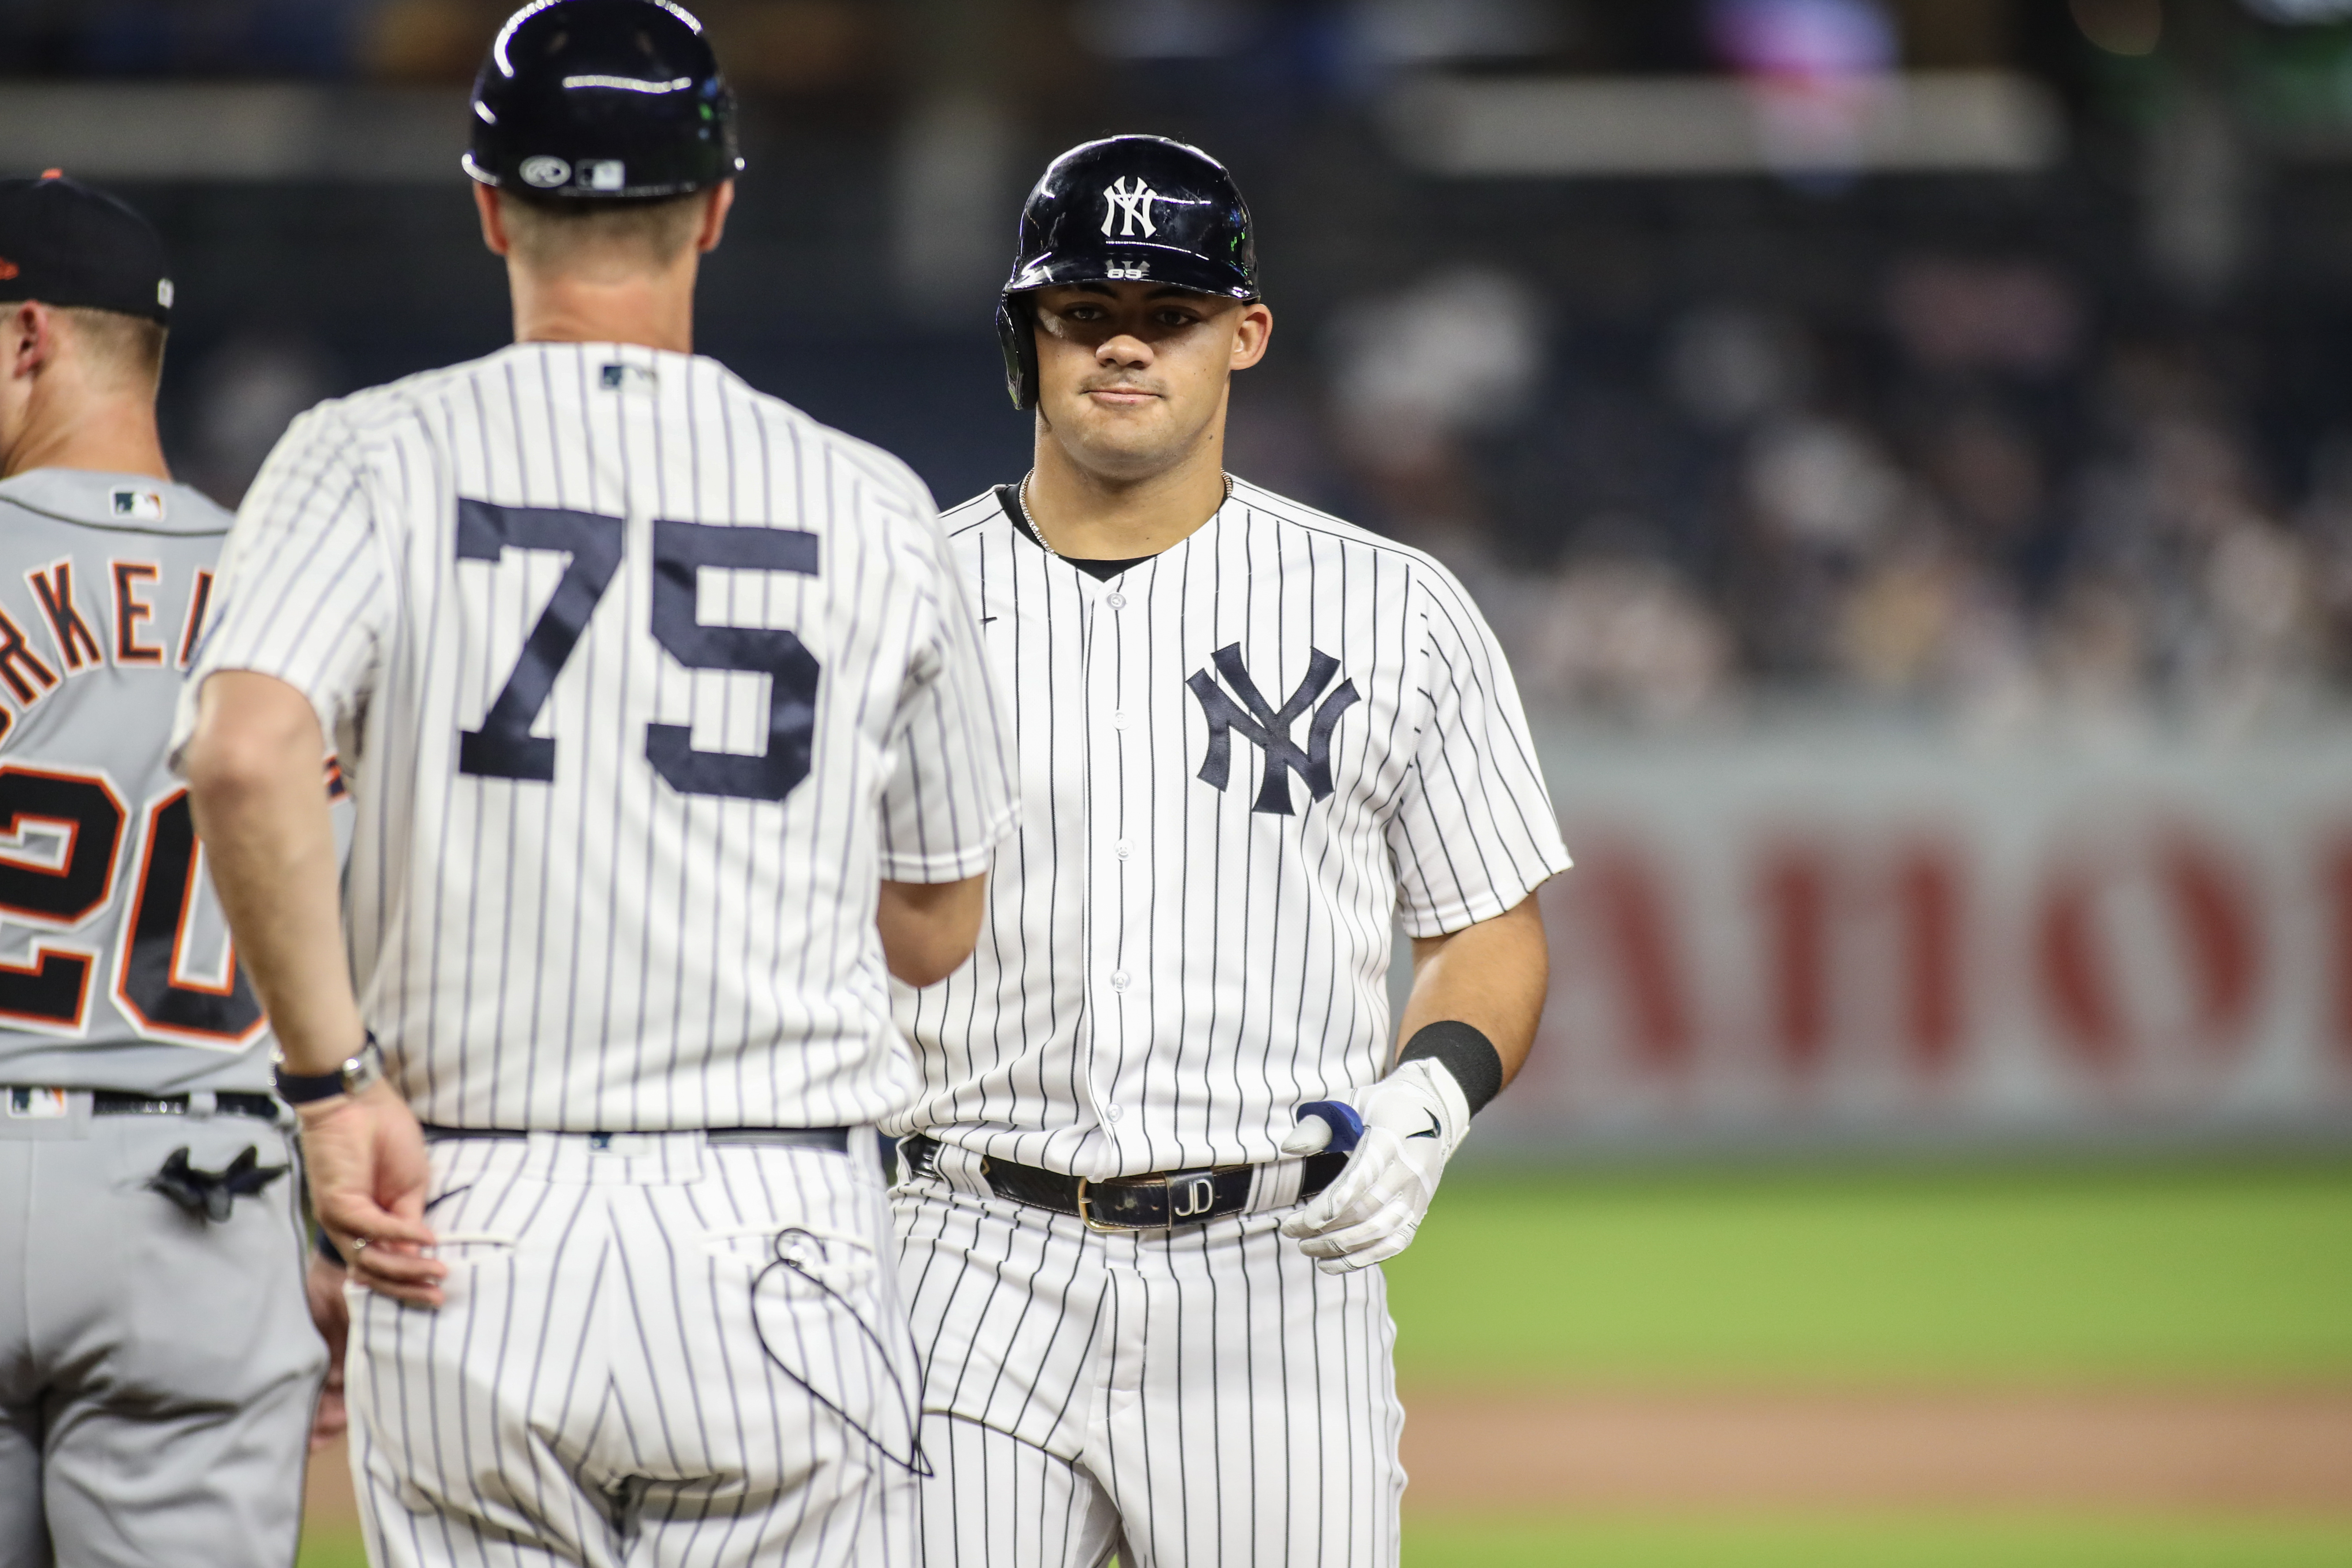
[0, 470, 323, 1568]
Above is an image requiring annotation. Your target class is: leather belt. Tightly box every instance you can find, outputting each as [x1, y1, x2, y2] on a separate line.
[901, 1134, 1347, 1232]
[87, 1089, 281, 1122]
[420, 1124, 851, 1153]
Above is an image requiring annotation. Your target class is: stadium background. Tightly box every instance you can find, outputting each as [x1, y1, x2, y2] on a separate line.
[4, 0, 2348, 1561]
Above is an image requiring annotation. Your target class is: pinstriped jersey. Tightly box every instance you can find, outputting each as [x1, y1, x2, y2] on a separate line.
[171, 342, 1016, 1132]
[0, 471, 280, 1093]
[886, 479, 1571, 1178]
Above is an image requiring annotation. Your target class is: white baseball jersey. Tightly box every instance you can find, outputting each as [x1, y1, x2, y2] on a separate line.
[173, 341, 1015, 1132]
[890, 476, 1569, 1568]
[0, 470, 276, 1093]
[887, 478, 1571, 1175]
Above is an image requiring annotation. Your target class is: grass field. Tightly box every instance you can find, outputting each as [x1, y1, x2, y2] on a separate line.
[1386, 1159, 2352, 1386]
[297, 1160, 2352, 1566]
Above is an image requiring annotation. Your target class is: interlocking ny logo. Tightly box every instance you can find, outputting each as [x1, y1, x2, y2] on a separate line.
[1187, 644, 1361, 816]
[1102, 176, 1158, 237]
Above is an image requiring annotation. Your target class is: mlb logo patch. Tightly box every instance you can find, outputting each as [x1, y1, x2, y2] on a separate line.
[111, 489, 165, 521]
[8, 1087, 67, 1119]
[581, 160, 626, 191]
[600, 363, 657, 392]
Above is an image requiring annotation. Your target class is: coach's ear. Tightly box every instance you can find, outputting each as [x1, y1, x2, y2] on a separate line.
[1, 299, 59, 382]
[475, 184, 513, 259]
[693, 180, 734, 255]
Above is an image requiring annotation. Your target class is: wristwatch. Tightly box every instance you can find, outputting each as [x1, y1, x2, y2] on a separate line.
[273, 1033, 386, 1105]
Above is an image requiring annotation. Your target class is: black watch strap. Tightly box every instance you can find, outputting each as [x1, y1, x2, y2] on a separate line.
[274, 1033, 382, 1105]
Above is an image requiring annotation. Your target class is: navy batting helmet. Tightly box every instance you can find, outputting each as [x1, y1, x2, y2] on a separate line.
[465, 0, 741, 202]
[996, 135, 1259, 412]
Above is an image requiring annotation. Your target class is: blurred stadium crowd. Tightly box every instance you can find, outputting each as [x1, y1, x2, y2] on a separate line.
[12, 0, 2352, 727]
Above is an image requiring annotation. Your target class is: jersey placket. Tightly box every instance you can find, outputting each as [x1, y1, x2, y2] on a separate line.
[1077, 566, 1152, 1170]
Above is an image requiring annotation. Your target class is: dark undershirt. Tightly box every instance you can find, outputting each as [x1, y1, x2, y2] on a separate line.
[993, 483, 1155, 581]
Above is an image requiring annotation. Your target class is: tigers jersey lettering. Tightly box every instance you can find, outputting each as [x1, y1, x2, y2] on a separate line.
[0, 471, 277, 1090]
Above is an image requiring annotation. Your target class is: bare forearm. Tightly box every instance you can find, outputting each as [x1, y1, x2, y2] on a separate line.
[1396, 893, 1549, 1085]
[184, 671, 360, 1075]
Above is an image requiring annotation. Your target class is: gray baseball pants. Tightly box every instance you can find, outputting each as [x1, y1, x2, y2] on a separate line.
[0, 1090, 324, 1568]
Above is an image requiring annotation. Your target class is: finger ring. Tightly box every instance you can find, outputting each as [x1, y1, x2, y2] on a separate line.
[349, 1235, 370, 1254]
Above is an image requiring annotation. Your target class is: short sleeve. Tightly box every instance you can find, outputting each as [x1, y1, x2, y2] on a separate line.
[169, 405, 391, 768]
[875, 510, 1016, 883]
[1387, 564, 1574, 938]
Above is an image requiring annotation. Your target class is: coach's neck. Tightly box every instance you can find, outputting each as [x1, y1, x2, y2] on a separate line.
[475, 183, 733, 356]
[0, 302, 170, 482]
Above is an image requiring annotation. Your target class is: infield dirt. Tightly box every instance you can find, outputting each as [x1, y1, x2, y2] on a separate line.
[1398, 1387, 2352, 1511]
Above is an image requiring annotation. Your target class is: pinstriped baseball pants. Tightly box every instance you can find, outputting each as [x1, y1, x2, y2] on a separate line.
[346, 1129, 918, 1568]
[893, 1154, 1405, 1568]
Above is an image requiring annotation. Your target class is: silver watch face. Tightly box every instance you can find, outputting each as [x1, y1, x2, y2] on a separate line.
[339, 1041, 382, 1095]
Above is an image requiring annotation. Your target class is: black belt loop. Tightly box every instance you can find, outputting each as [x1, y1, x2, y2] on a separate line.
[899, 1135, 1346, 1231]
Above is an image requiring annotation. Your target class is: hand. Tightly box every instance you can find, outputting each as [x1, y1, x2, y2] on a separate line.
[298, 1080, 445, 1307]
[1277, 1059, 1470, 1274]
[305, 1250, 350, 1449]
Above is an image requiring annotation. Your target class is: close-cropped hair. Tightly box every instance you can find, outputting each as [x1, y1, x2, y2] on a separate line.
[499, 189, 704, 276]
[0, 303, 168, 393]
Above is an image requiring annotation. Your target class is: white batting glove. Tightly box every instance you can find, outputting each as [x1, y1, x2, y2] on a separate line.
[1276, 1059, 1471, 1274]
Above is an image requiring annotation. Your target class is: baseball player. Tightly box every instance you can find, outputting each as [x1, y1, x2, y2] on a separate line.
[890, 135, 1573, 1566]
[0, 174, 329, 1568]
[173, 4, 1014, 1565]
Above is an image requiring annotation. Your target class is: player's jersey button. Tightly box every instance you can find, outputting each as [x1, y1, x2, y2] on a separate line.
[1110, 969, 1130, 989]
[1105, 591, 1126, 609]
[1111, 710, 1128, 730]
[1105, 1103, 1123, 1122]
[1114, 838, 1131, 858]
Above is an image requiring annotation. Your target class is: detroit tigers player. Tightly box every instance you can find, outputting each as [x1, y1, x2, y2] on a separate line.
[0, 174, 328, 1568]
[174, 5, 1014, 1565]
[890, 135, 1572, 1566]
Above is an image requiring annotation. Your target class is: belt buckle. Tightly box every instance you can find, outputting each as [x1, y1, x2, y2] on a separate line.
[1074, 1176, 1127, 1233]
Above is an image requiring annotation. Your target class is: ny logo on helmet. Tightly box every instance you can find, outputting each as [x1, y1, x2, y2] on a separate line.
[1103, 177, 1158, 238]
[1187, 644, 1361, 815]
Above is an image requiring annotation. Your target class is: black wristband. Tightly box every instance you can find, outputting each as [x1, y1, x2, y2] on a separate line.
[314, 1225, 344, 1267]
[1398, 1020, 1504, 1116]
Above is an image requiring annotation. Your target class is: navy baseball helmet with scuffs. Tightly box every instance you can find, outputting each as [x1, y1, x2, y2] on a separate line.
[465, 0, 741, 202]
[997, 135, 1259, 412]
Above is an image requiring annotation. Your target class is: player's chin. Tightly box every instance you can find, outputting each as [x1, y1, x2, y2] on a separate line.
[1063, 408, 1181, 459]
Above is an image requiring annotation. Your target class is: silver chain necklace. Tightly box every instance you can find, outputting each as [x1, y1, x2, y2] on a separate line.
[1017, 469, 1234, 562]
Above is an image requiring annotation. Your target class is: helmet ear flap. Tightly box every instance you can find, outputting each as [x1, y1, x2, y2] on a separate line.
[997, 295, 1039, 412]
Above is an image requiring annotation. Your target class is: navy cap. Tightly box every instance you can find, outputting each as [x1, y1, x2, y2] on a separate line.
[0, 172, 174, 326]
